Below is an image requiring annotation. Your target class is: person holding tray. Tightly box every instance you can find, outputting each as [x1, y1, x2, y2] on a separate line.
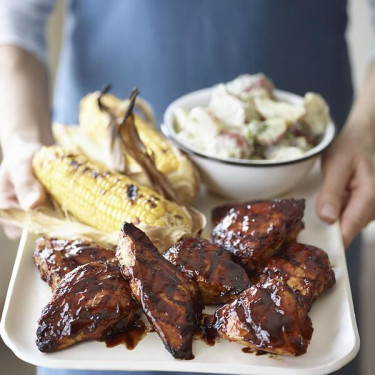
[0, 1, 374, 374]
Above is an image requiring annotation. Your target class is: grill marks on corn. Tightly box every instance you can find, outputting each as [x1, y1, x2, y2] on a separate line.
[32, 146, 192, 235]
[69, 157, 166, 228]
[127, 185, 139, 202]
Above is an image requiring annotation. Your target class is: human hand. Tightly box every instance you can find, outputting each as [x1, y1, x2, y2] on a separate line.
[0, 141, 46, 239]
[316, 129, 375, 248]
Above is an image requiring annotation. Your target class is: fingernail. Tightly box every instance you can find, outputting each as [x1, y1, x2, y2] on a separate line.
[320, 203, 338, 222]
[20, 188, 41, 210]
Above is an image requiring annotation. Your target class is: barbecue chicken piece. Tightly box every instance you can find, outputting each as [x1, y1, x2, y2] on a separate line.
[36, 261, 140, 353]
[116, 223, 203, 359]
[256, 242, 336, 310]
[164, 238, 251, 304]
[33, 145, 201, 251]
[211, 279, 313, 356]
[33, 237, 115, 290]
[211, 199, 305, 271]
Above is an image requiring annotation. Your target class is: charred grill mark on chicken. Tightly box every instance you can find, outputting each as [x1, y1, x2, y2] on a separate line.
[164, 238, 252, 304]
[210, 279, 313, 356]
[33, 237, 115, 290]
[254, 242, 336, 310]
[116, 223, 203, 360]
[211, 199, 305, 271]
[36, 261, 140, 352]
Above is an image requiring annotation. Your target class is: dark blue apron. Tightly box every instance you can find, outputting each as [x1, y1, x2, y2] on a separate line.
[53, 0, 352, 128]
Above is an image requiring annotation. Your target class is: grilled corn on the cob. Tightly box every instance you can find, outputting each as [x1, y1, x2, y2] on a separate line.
[32, 146, 196, 251]
[79, 93, 179, 174]
[79, 92, 200, 202]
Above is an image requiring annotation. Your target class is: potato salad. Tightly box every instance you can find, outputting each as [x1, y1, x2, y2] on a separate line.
[173, 74, 330, 161]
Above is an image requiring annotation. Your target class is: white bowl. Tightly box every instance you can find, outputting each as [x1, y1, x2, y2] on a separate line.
[162, 88, 335, 200]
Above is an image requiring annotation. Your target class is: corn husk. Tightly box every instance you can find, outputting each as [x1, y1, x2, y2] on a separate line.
[0, 204, 118, 247]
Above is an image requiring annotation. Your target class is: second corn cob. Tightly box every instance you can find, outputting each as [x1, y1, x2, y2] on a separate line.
[78, 92, 200, 202]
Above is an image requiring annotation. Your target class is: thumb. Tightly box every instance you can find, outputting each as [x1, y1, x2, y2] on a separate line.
[10, 163, 46, 210]
[316, 153, 353, 223]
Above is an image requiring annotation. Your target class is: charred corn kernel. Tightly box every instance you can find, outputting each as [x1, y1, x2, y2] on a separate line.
[32, 146, 191, 233]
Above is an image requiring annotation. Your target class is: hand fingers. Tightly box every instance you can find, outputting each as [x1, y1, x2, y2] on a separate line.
[0, 214, 23, 239]
[0, 164, 14, 198]
[2, 223, 22, 240]
[316, 148, 353, 223]
[0, 164, 20, 209]
[0, 142, 45, 212]
[9, 162, 46, 210]
[0, 166, 22, 239]
[340, 158, 375, 247]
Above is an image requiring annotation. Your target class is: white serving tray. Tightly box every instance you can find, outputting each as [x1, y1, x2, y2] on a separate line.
[0, 167, 359, 374]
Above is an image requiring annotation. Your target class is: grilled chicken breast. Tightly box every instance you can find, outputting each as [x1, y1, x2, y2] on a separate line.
[164, 238, 251, 304]
[211, 199, 305, 271]
[116, 223, 203, 359]
[256, 242, 336, 310]
[33, 237, 115, 290]
[211, 279, 313, 356]
[36, 261, 140, 352]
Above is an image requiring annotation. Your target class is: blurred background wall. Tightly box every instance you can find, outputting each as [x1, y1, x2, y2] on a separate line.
[0, 0, 374, 374]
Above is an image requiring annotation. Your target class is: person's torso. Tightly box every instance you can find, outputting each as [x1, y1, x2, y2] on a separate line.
[53, 0, 352, 127]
